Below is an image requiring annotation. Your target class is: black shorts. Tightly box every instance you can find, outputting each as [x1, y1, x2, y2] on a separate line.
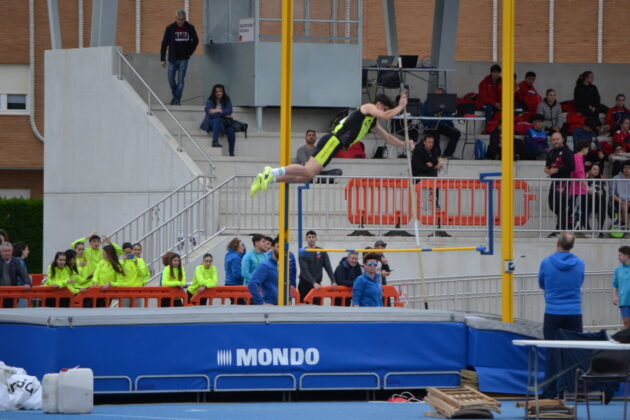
[312, 133, 344, 168]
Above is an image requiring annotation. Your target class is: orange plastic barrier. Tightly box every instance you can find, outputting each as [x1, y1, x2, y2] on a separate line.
[303, 285, 404, 307]
[72, 287, 188, 308]
[0, 286, 74, 308]
[189, 285, 301, 305]
[415, 179, 535, 226]
[30, 274, 46, 286]
[189, 286, 252, 305]
[345, 178, 412, 226]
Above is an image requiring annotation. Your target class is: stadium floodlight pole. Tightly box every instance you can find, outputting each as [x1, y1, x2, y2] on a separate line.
[501, 0, 515, 323]
[277, 0, 293, 306]
[397, 58, 428, 310]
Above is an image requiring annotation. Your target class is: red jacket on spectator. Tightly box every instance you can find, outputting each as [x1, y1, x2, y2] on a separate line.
[516, 80, 542, 114]
[606, 106, 630, 128]
[476, 75, 502, 109]
[613, 128, 630, 153]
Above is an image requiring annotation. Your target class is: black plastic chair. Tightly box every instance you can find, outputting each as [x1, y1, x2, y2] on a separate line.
[574, 349, 630, 420]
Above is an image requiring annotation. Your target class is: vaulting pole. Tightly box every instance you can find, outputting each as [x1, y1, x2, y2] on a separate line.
[277, 0, 293, 306]
[501, 0, 515, 323]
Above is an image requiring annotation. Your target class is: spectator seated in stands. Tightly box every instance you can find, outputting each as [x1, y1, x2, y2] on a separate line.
[537, 89, 565, 136]
[524, 114, 549, 160]
[485, 122, 526, 161]
[612, 117, 630, 153]
[611, 160, 630, 233]
[200, 84, 237, 156]
[606, 94, 630, 132]
[516, 71, 542, 114]
[421, 88, 461, 158]
[352, 253, 383, 307]
[586, 164, 608, 236]
[610, 143, 630, 177]
[573, 71, 606, 123]
[612, 161, 630, 231]
[476, 64, 502, 122]
[572, 118, 605, 169]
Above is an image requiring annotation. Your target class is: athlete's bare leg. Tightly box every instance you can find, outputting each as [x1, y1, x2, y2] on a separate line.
[275, 158, 324, 183]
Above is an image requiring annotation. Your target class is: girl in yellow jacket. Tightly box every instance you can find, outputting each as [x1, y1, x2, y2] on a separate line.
[71, 233, 122, 279]
[64, 249, 92, 293]
[45, 252, 76, 307]
[93, 245, 136, 287]
[161, 253, 186, 306]
[122, 242, 150, 286]
[188, 253, 218, 303]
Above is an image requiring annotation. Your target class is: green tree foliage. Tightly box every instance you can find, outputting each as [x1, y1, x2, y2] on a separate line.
[0, 198, 43, 273]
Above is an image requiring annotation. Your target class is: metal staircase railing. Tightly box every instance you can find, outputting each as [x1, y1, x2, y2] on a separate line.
[114, 48, 215, 174]
[109, 175, 213, 251]
[120, 176, 236, 282]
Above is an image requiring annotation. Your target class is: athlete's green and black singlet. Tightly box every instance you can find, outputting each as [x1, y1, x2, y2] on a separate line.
[312, 108, 377, 167]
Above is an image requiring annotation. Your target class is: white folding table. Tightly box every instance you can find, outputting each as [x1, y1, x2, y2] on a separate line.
[513, 339, 630, 419]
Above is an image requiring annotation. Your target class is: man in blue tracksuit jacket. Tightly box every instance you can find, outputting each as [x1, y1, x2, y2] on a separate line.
[248, 238, 296, 305]
[352, 253, 383, 307]
[538, 231, 585, 340]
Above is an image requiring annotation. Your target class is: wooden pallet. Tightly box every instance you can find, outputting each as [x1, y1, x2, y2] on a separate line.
[424, 386, 501, 418]
[516, 399, 575, 418]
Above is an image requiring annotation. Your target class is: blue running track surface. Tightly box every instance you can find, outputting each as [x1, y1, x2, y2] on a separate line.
[0, 400, 627, 420]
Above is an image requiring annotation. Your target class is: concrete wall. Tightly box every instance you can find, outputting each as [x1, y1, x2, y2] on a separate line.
[44, 46, 201, 270]
[122, 53, 205, 106]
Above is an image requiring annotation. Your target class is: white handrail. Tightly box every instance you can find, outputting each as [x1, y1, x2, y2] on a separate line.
[114, 49, 215, 170]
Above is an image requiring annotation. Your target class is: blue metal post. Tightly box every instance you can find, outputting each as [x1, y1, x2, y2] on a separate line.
[479, 172, 501, 256]
[296, 183, 311, 250]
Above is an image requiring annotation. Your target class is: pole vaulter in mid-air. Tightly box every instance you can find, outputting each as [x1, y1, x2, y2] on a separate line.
[249, 94, 416, 198]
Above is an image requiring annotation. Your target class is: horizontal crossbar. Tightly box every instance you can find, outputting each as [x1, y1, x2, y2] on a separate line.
[303, 246, 485, 253]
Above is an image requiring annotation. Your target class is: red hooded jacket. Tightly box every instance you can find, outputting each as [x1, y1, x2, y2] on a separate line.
[476, 74, 502, 109]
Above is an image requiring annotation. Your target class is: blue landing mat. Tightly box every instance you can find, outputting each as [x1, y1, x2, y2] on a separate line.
[1, 401, 626, 420]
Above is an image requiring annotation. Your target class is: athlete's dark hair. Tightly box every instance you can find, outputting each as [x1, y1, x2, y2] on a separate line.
[545, 88, 556, 96]
[530, 113, 544, 123]
[490, 64, 501, 73]
[374, 94, 394, 109]
[619, 246, 630, 258]
[363, 252, 380, 263]
[525, 71, 536, 78]
[306, 230, 317, 237]
[202, 253, 213, 260]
